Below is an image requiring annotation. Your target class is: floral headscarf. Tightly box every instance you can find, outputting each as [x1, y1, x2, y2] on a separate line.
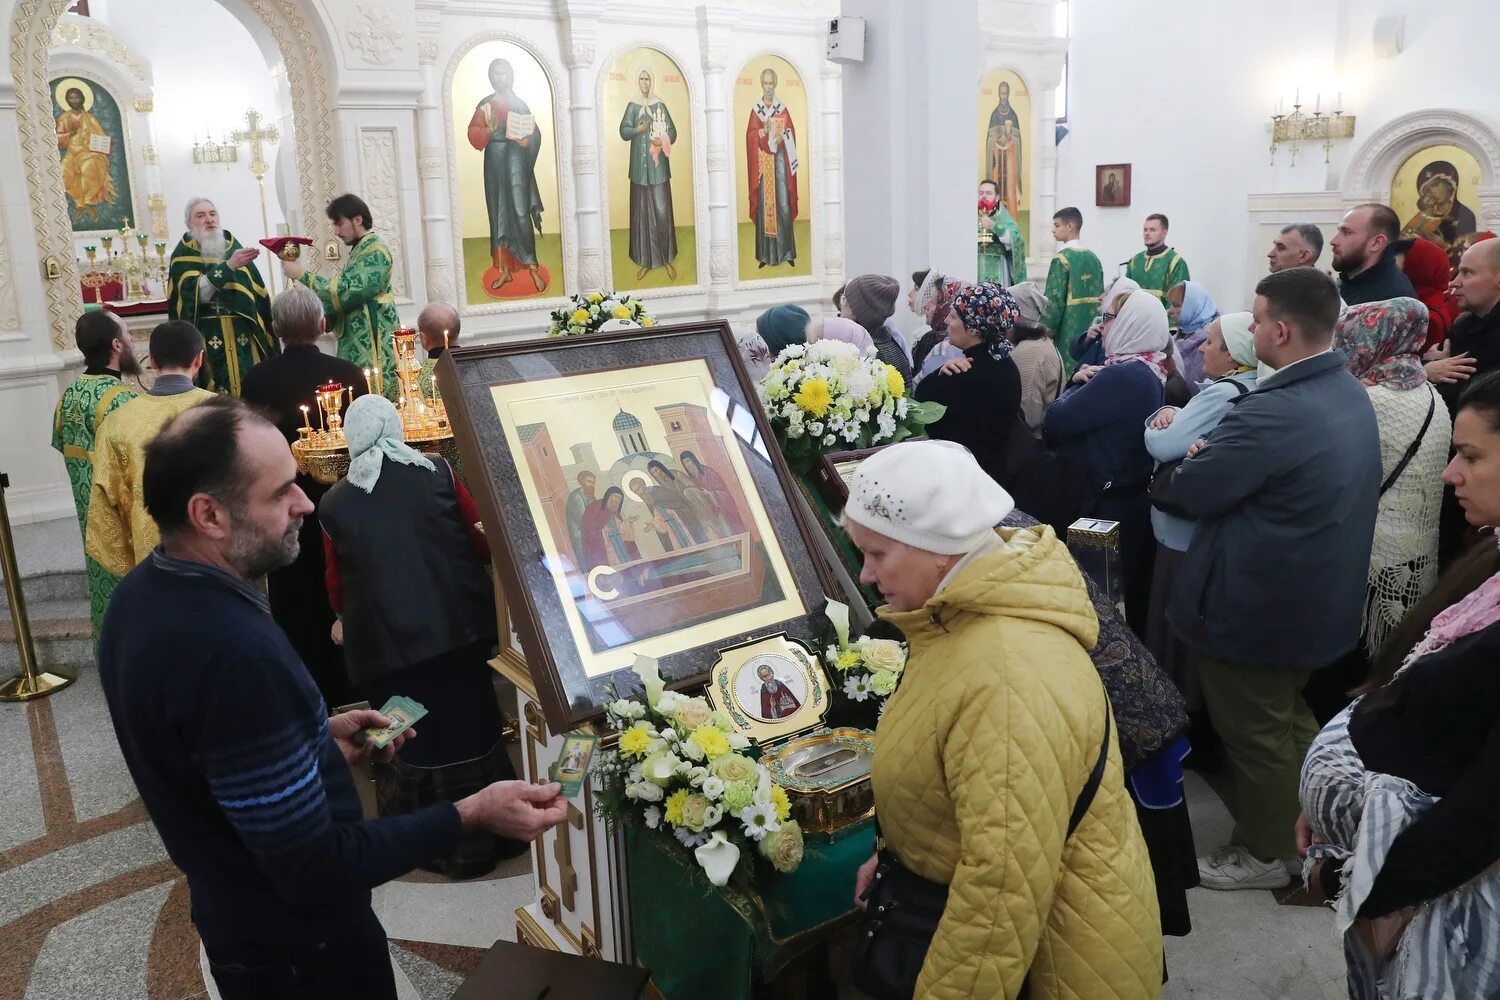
[951, 282, 1020, 360]
[1102, 290, 1172, 383]
[1334, 297, 1430, 391]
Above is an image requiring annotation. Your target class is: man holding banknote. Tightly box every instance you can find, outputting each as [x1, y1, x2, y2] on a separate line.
[96, 396, 567, 1000]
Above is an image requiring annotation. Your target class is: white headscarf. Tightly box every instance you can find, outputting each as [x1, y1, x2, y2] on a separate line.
[1217, 311, 1258, 370]
[1102, 290, 1173, 383]
[343, 394, 435, 494]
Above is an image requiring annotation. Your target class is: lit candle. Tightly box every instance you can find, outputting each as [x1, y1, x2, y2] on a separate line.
[443, 329, 449, 350]
[363, 367, 372, 395]
[1294, 86, 1300, 105]
[300, 404, 311, 432]
[1336, 91, 1342, 111]
[1315, 92, 1321, 113]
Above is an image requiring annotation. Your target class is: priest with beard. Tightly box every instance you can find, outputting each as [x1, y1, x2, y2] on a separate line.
[167, 197, 278, 396]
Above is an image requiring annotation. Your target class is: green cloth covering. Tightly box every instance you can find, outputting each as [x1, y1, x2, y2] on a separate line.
[627, 819, 874, 1000]
[300, 232, 399, 399]
[1039, 246, 1105, 378]
[167, 231, 278, 396]
[796, 475, 881, 612]
[52, 372, 137, 634]
[978, 206, 1027, 284]
[1126, 247, 1190, 329]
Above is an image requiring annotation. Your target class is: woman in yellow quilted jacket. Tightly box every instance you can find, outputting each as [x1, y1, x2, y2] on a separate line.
[846, 440, 1162, 999]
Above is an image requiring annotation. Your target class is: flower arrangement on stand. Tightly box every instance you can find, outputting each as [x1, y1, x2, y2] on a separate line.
[595, 657, 805, 890]
[548, 291, 656, 337]
[758, 340, 944, 473]
[824, 599, 908, 719]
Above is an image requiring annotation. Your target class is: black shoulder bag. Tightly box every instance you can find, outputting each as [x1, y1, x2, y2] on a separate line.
[853, 700, 1113, 1000]
[1147, 376, 1250, 520]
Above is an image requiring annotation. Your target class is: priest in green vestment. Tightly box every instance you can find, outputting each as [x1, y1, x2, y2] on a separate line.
[282, 194, 399, 398]
[1038, 207, 1104, 378]
[166, 198, 277, 396]
[1125, 213, 1190, 328]
[977, 179, 1027, 284]
[52, 311, 139, 634]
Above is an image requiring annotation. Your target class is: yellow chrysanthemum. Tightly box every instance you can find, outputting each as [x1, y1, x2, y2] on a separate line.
[640, 317, 655, 328]
[689, 725, 731, 761]
[612, 305, 632, 320]
[618, 722, 652, 759]
[571, 309, 591, 325]
[885, 365, 906, 398]
[794, 378, 834, 418]
[664, 788, 689, 827]
[836, 649, 862, 671]
[770, 785, 792, 822]
[588, 292, 604, 303]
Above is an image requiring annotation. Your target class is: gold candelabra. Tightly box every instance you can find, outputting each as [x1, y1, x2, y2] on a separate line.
[392, 328, 450, 444]
[81, 221, 167, 302]
[1269, 90, 1356, 166]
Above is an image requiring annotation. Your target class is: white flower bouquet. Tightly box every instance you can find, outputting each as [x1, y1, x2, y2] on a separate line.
[594, 657, 804, 889]
[757, 340, 944, 473]
[825, 599, 907, 716]
[548, 291, 656, 336]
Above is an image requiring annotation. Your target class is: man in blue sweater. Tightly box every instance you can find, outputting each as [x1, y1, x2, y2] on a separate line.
[1168, 267, 1380, 893]
[98, 397, 566, 999]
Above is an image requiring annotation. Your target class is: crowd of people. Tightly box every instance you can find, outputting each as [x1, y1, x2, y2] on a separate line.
[736, 193, 1500, 995]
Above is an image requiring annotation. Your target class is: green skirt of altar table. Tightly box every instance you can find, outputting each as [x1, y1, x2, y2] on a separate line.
[626, 818, 875, 1000]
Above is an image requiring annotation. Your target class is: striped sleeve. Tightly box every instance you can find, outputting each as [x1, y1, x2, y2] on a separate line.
[195, 708, 334, 857]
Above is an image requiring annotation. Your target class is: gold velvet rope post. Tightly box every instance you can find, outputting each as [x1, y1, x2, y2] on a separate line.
[0, 473, 75, 701]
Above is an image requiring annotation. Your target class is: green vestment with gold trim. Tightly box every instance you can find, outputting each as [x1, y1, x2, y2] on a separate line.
[1039, 246, 1105, 377]
[167, 231, 278, 396]
[299, 232, 399, 399]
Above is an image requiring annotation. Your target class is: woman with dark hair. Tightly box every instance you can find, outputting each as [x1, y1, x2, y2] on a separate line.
[913, 282, 1022, 487]
[1298, 370, 1500, 996]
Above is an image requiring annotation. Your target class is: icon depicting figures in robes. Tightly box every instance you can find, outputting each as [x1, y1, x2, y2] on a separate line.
[619, 68, 679, 282]
[746, 68, 799, 270]
[55, 83, 116, 224]
[466, 58, 547, 295]
[758, 664, 801, 720]
[987, 81, 1023, 220]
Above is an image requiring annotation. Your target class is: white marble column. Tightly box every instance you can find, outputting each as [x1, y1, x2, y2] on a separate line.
[415, 28, 458, 306]
[841, 0, 980, 280]
[562, 7, 607, 293]
[820, 62, 845, 290]
[697, 5, 738, 295]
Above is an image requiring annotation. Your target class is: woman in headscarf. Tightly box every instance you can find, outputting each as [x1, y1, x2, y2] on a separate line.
[806, 314, 874, 353]
[1399, 236, 1461, 353]
[1165, 280, 1219, 387]
[913, 282, 1023, 487]
[911, 272, 964, 384]
[846, 441, 1162, 999]
[1003, 281, 1064, 430]
[1143, 312, 1259, 727]
[1297, 372, 1500, 999]
[319, 395, 517, 876]
[1305, 299, 1452, 724]
[1045, 289, 1173, 632]
[840, 273, 913, 381]
[754, 303, 810, 359]
[1071, 274, 1140, 370]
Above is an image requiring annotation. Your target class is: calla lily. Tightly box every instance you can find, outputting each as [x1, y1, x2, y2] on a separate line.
[824, 598, 851, 649]
[694, 831, 741, 886]
[633, 654, 665, 708]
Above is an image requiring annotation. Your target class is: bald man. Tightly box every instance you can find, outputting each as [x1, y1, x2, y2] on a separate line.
[1427, 238, 1500, 411]
[416, 302, 460, 401]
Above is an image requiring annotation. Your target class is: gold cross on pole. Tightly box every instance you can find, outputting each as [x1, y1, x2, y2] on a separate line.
[229, 106, 282, 291]
[229, 107, 279, 181]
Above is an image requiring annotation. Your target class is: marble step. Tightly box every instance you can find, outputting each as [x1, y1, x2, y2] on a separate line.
[0, 597, 94, 673]
[0, 569, 89, 610]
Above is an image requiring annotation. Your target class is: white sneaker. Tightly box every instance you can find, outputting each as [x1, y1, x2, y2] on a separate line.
[1197, 845, 1291, 891]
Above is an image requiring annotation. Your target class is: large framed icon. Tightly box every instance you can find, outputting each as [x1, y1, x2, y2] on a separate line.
[437, 321, 837, 730]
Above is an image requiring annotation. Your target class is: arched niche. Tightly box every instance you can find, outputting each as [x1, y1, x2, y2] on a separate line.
[10, 0, 342, 349]
[1342, 108, 1500, 232]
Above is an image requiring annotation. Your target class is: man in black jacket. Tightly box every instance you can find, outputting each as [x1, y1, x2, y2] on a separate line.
[241, 285, 366, 706]
[1168, 267, 1381, 893]
[1331, 203, 1416, 305]
[99, 398, 566, 1000]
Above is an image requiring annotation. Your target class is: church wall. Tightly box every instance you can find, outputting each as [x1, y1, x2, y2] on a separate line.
[1058, 0, 1500, 314]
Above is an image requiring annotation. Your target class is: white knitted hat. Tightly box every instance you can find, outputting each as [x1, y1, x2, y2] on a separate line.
[843, 441, 1014, 555]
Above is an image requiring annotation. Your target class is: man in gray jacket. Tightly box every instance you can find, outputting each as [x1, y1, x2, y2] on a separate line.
[1167, 266, 1380, 891]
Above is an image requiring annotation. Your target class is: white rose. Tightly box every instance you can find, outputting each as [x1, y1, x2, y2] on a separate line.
[630, 780, 664, 802]
[807, 421, 825, 436]
[656, 691, 688, 715]
[823, 434, 836, 446]
[859, 638, 905, 673]
[702, 776, 725, 800]
[786, 423, 805, 439]
[728, 732, 751, 750]
[644, 805, 662, 829]
[703, 803, 723, 828]
[679, 738, 706, 762]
